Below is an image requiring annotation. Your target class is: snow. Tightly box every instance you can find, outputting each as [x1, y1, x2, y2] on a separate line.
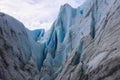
[87, 52, 108, 71]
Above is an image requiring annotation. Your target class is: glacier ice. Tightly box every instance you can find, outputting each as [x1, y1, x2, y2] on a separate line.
[1, 0, 120, 80]
[37, 0, 119, 79]
[87, 52, 108, 71]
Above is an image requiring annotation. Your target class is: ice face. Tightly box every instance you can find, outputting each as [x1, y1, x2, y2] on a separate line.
[26, 29, 45, 41]
[38, 0, 117, 78]
[0, 12, 32, 64]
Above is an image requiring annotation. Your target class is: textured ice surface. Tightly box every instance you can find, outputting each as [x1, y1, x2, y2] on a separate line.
[87, 52, 108, 71]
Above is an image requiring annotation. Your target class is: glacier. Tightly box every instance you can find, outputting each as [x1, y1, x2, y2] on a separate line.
[0, 0, 120, 80]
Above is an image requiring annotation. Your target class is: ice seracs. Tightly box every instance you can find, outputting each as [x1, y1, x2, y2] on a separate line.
[1, 0, 120, 80]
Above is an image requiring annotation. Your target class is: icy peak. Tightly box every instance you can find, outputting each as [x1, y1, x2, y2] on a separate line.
[60, 3, 73, 12]
[62, 3, 72, 8]
[0, 12, 5, 16]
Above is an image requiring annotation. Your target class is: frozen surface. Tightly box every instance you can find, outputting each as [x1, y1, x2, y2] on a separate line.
[87, 52, 108, 71]
[1, 0, 120, 80]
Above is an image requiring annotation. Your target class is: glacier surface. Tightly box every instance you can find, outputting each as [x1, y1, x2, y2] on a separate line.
[0, 0, 120, 80]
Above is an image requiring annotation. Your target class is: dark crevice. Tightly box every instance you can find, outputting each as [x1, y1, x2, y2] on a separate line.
[90, 1, 96, 39]
[0, 27, 3, 35]
[71, 40, 83, 65]
[0, 50, 9, 69]
[10, 29, 17, 37]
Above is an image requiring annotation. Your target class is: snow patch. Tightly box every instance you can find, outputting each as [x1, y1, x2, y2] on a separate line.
[87, 52, 108, 71]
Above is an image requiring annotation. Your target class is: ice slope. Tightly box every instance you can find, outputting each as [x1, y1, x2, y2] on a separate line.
[25, 28, 47, 71]
[55, 0, 120, 80]
[0, 12, 41, 80]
